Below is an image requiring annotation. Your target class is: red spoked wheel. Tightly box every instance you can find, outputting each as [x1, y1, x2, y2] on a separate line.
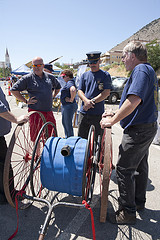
[82, 125, 96, 202]
[30, 121, 57, 199]
[99, 126, 113, 222]
[3, 111, 47, 209]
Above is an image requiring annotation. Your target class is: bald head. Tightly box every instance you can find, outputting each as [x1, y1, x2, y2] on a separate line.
[32, 57, 44, 65]
[32, 57, 44, 77]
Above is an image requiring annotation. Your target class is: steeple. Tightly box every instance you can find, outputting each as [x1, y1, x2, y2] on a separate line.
[5, 48, 11, 70]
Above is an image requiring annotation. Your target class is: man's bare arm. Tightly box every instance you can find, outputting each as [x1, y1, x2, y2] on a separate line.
[11, 90, 37, 105]
[93, 89, 110, 103]
[0, 111, 28, 124]
[100, 94, 141, 128]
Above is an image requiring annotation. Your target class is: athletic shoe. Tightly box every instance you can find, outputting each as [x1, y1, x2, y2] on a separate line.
[108, 209, 136, 225]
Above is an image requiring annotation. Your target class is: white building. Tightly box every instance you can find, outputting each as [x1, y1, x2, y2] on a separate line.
[0, 48, 11, 70]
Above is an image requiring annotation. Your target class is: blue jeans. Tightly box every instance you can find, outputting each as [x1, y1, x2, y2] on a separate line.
[61, 102, 78, 138]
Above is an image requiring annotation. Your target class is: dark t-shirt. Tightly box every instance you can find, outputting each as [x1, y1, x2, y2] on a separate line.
[78, 70, 112, 115]
[120, 63, 158, 129]
[60, 79, 76, 105]
[11, 72, 61, 112]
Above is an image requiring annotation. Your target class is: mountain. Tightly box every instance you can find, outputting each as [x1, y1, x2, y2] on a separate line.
[110, 18, 160, 52]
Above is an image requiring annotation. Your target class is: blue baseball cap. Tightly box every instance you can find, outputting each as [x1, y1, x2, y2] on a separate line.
[44, 63, 54, 72]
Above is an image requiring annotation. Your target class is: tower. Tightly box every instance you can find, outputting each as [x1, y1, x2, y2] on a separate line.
[5, 48, 11, 70]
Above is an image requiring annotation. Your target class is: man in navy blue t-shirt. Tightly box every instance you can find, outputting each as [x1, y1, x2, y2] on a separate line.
[100, 41, 158, 225]
[78, 51, 112, 140]
[11, 57, 61, 140]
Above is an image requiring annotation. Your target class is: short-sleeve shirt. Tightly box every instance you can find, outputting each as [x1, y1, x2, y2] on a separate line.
[60, 79, 76, 105]
[11, 72, 61, 112]
[0, 87, 11, 136]
[78, 70, 112, 115]
[120, 63, 158, 129]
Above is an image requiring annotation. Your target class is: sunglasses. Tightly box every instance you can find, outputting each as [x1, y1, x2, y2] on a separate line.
[62, 75, 67, 79]
[32, 64, 43, 67]
[89, 60, 98, 64]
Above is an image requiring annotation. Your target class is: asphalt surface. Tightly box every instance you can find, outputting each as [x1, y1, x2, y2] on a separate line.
[0, 83, 160, 240]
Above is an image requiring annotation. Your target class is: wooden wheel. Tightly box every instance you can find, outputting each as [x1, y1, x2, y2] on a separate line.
[99, 127, 112, 222]
[82, 125, 96, 202]
[3, 111, 46, 209]
[30, 121, 57, 199]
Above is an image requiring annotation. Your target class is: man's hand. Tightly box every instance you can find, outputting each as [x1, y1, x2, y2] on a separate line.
[83, 99, 95, 111]
[100, 115, 112, 129]
[16, 115, 29, 124]
[27, 96, 37, 105]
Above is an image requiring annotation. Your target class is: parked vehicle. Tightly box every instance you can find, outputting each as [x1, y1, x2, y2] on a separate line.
[106, 77, 128, 104]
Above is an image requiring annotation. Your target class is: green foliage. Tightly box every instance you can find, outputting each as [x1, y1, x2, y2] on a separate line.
[146, 40, 160, 71]
[54, 62, 70, 69]
[103, 65, 111, 71]
[54, 62, 61, 68]
[0, 67, 11, 78]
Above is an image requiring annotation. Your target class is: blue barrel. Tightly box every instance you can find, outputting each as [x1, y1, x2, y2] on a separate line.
[40, 136, 88, 196]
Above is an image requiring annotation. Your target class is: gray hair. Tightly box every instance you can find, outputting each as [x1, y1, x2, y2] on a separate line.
[123, 41, 147, 61]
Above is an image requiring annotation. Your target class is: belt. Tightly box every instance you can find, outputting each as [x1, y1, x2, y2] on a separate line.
[129, 122, 157, 129]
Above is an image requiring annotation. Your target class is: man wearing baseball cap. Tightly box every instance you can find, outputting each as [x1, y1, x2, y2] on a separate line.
[78, 51, 112, 140]
[44, 63, 54, 73]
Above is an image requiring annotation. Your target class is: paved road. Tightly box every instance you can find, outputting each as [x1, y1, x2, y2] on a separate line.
[0, 84, 160, 240]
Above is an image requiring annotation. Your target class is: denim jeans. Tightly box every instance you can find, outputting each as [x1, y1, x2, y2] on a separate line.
[61, 102, 78, 138]
[116, 123, 157, 214]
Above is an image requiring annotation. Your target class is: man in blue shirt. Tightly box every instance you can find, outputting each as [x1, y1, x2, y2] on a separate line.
[78, 51, 112, 140]
[100, 41, 158, 224]
[11, 57, 61, 140]
[0, 86, 28, 204]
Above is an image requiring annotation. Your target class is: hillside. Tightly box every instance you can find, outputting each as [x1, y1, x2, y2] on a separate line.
[102, 64, 160, 79]
[110, 18, 160, 52]
[107, 65, 128, 77]
[107, 18, 160, 78]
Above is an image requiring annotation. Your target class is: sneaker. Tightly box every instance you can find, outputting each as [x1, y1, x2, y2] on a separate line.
[108, 209, 136, 225]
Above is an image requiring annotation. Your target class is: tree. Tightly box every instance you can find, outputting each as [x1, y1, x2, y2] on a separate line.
[146, 40, 160, 72]
[0, 67, 10, 78]
[54, 62, 61, 68]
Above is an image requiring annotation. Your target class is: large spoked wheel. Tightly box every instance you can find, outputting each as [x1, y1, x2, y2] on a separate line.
[99, 127, 113, 222]
[30, 122, 57, 199]
[82, 125, 96, 202]
[3, 111, 46, 209]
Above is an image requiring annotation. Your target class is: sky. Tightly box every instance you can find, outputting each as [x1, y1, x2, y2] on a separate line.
[0, 0, 160, 69]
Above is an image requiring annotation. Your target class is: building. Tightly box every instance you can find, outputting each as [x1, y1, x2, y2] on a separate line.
[100, 51, 110, 65]
[0, 48, 11, 70]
